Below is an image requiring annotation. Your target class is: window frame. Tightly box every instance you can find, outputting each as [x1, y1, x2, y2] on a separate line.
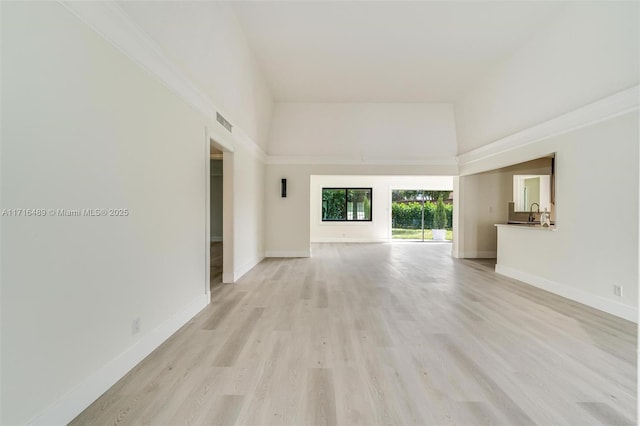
[321, 187, 373, 222]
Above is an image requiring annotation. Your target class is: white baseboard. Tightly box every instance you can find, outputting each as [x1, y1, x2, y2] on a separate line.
[495, 264, 638, 323]
[234, 255, 264, 282]
[219, 254, 265, 284]
[460, 250, 497, 259]
[264, 250, 311, 258]
[28, 293, 210, 425]
[210, 236, 222, 242]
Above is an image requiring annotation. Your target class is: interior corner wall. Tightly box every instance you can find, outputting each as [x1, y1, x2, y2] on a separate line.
[310, 175, 453, 243]
[457, 171, 511, 258]
[232, 142, 265, 279]
[265, 163, 457, 257]
[455, 2, 639, 153]
[265, 164, 314, 257]
[118, 1, 274, 150]
[1, 2, 214, 423]
[265, 101, 459, 256]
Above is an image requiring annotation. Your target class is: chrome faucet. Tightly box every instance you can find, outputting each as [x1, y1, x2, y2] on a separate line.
[529, 203, 540, 222]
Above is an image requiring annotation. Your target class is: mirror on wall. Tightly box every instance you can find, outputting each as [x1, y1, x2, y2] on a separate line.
[513, 174, 551, 211]
[509, 153, 555, 214]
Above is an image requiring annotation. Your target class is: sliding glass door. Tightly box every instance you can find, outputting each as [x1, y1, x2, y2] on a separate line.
[391, 190, 453, 241]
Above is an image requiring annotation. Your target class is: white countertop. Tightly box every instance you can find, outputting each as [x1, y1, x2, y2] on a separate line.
[495, 223, 556, 231]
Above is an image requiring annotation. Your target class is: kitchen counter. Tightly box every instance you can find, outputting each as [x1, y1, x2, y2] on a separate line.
[495, 223, 556, 231]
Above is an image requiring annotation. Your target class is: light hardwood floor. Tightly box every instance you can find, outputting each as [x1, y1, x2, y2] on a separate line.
[72, 243, 637, 425]
[210, 242, 223, 291]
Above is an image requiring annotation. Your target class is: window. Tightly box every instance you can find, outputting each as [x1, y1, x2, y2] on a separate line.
[322, 188, 372, 221]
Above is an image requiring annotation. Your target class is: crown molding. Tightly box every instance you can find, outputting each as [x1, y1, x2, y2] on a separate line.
[265, 155, 458, 166]
[59, 0, 268, 160]
[457, 85, 639, 166]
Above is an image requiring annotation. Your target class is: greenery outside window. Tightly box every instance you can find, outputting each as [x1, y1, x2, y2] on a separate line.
[322, 188, 372, 221]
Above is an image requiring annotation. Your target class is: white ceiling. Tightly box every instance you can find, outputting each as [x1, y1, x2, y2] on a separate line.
[231, 1, 569, 102]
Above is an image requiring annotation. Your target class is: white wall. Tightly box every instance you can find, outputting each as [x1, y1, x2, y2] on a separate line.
[119, 1, 274, 150]
[268, 103, 457, 161]
[265, 163, 456, 256]
[461, 112, 638, 321]
[310, 175, 452, 242]
[0, 2, 266, 424]
[232, 143, 265, 279]
[456, 171, 511, 258]
[455, 2, 639, 153]
[265, 164, 314, 257]
[210, 160, 223, 241]
[265, 102, 458, 256]
[117, 0, 270, 282]
[1, 2, 208, 423]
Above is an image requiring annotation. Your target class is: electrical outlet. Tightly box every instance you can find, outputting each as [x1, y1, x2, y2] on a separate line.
[613, 285, 623, 297]
[132, 317, 141, 334]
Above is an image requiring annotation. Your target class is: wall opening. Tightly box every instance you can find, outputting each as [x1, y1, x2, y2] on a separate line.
[208, 136, 234, 288]
[310, 175, 453, 244]
[209, 150, 223, 289]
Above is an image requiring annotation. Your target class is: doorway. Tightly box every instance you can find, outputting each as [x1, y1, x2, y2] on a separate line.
[209, 149, 223, 289]
[207, 132, 234, 295]
[391, 190, 453, 241]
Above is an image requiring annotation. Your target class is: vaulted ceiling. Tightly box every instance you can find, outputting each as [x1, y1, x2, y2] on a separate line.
[120, 1, 570, 104]
[231, 1, 568, 102]
[114, 1, 637, 156]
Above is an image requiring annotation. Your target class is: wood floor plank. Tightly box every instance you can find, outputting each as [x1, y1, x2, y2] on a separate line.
[200, 395, 245, 426]
[202, 290, 248, 330]
[212, 307, 264, 367]
[71, 243, 637, 426]
[332, 365, 376, 426]
[577, 401, 635, 426]
[307, 368, 337, 426]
